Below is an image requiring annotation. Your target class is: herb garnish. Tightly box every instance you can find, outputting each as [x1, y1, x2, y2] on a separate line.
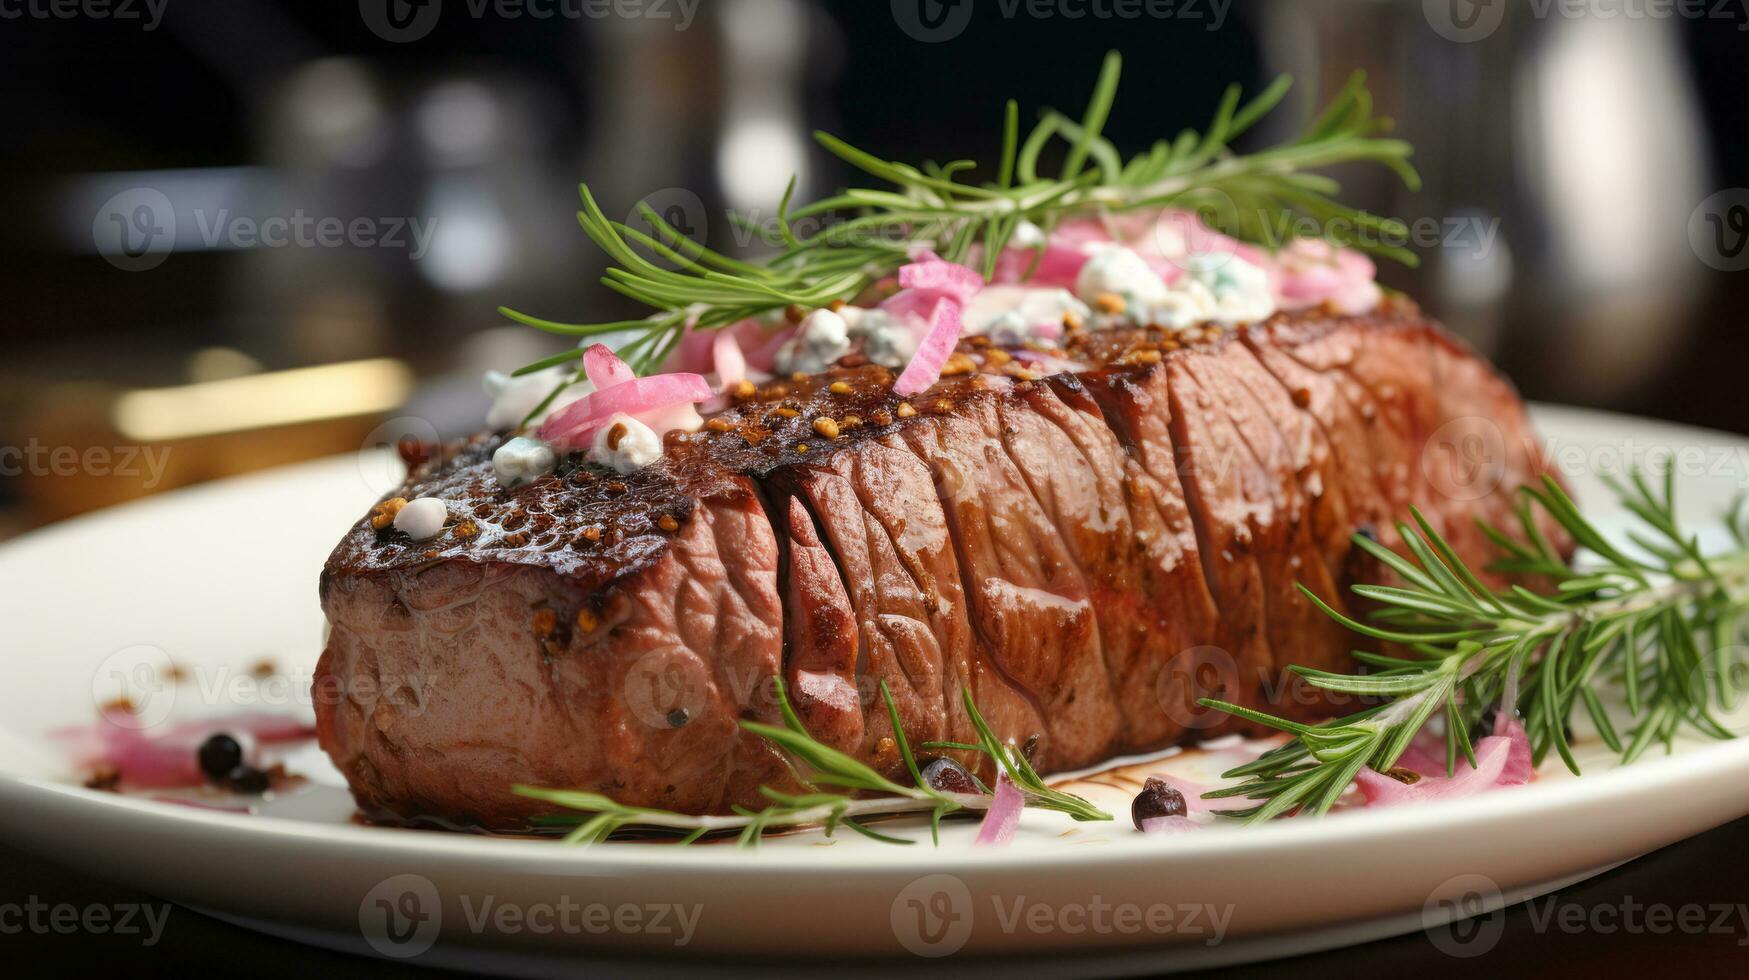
[1201, 472, 1749, 822]
[499, 52, 1419, 378]
[516, 678, 1111, 846]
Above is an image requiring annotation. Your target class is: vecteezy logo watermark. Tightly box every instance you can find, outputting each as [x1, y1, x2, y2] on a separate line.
[623, 647, 711, 732]
[93, 187, 176, 272]
[91, 644, 180, 730]
[1155, 645, 1243, 731]
[892, 0, 1230, 43]
[1421, 415, 1508, 502]
[358, 0, 442, 42]
[891, 0, 977, 42]
[0, 898, 171, 945]
[1423, 873, 1507, 958]
[1690, 189, 1749, 272]
[358, 874, 703, 958]
[360, 874, 443, 959]
[1423, 0, 1507, 42]
[629, 187, 709, 264]
[0, 0, 168, 30]
[889, 874, 1235, 958]
[361, 0, 700, 43]
[891, 874, 975, 957]
[358, 415, 442, 492]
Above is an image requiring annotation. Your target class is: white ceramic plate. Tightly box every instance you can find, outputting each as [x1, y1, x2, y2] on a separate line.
[4, 404, 1749, 975]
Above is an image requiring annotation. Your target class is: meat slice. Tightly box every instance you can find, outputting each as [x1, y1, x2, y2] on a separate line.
[314, 303, 1569, 828]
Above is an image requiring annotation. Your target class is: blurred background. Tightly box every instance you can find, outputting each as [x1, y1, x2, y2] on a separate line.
[2, 0, 1747, 536]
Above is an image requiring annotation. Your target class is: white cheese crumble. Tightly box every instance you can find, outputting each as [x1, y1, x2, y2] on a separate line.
[1075, 245, 1170, 311]
[775, 308, 852, 375]
[491, 436, 556, 487]
[831, 305, 917, 369]
[855, 309, 918, 369]
[484, 367, 591, 431]
[1010, 219, 1046, 250]
[1183, 252, 1275, 325]
[587, 413, 663, 474]
[964, 285, 1090, 345]
[1149, 279, 1222, 330]
[394, 496, 448, 540]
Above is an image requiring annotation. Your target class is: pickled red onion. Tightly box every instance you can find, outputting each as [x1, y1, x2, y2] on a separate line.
[1139, 815, 1201, 834]
[539, 372, 713, 446]
[582, 343, 637, 391]
[893, 299, 963, 397]
[1354, 735, 1510, 807]
[712, 330, 747, 392]
[897, 257, 984, 306]
[974, 772, 1024, 846]
[1495, 715, 1535, 786]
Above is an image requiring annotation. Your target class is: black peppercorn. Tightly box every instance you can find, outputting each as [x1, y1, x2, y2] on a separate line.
[197, 733, 244, 782]
[1131, 776, 1188, 830]
[228, 766, 271, 795]
[919, 757, 979, 795]
[666, 707, 690, 729]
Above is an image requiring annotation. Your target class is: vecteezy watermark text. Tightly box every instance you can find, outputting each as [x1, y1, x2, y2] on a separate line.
[0, 898, 171, 946]
[358, 0, 699, 43]
[0, 441, 172, 489]
[890, 874, 1233, 957]
[1426, 0, 1749, 43]
[93, 187, 439, 272]
[189, 210, 437, 258]
[0, 0, 168, 29]
[358, 873, 702, 959]
[892, 0, 1232, 43]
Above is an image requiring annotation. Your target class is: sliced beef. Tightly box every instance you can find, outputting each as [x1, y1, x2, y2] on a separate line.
[314, 302, 1569, 828]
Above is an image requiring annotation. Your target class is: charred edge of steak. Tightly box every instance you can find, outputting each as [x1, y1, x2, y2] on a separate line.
[327, 300, 1463, 595]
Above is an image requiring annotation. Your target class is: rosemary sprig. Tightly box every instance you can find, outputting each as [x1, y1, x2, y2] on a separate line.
[516, 678, 1110, 846]
[500, 52, 1420, 377]
[1201, 471, 1749, 823]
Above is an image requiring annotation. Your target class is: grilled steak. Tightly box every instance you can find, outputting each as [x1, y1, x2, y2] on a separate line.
[314, 300, 1566, 829]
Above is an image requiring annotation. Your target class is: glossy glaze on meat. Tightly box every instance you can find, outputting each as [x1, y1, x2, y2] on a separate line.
[314, 300, 1568, 829]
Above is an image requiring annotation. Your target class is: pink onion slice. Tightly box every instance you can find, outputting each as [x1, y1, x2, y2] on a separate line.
[582, 343, 636, 391]
[1355, 735, 1510, 807]
[973, 772, 1025, 846]
[1391, 717, 1534, 789]
[1495, 715, 1535, 786]
[539, 372, 714, 446]
[892, 299, 963, 397]
[1139, 815, 1201, 835]
[897, 257, 985, 306]
[1391, 728, 1450, 777]
[712, 329, 747, 392]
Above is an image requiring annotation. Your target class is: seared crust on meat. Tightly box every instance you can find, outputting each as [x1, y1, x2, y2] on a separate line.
[315, 300, 1568, 829]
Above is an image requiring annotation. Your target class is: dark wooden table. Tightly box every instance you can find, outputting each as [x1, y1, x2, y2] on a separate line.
[5, 815, 1747, 976]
